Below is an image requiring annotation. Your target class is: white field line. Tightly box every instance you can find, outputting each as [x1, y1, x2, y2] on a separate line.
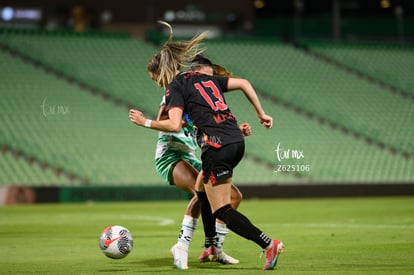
[279, 223, 414, 230]
[119, 216, 414, 229]
[120, 215, 175, 226]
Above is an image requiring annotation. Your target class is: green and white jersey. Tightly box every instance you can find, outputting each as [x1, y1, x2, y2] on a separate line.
[155, 95, 198, 159]
[154, 96, 202, 184]
[155, 128, 198, 159]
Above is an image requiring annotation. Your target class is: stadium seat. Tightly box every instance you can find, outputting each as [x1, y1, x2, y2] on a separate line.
[1, 30, 413, 185]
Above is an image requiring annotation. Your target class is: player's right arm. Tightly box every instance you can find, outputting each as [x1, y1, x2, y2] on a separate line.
[129, 107, 183, 132]
[239, 122, 252, 136]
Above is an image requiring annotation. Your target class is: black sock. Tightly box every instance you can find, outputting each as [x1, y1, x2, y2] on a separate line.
[214, 204, 271, 249]
[196, 191, 216, 248]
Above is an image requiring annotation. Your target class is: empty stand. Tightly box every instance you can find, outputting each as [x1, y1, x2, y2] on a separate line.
[307, 40, 414, 96]
[0, 50, 160, 185]
[1, 30, 413, 185]
[206, 39, 414, 157]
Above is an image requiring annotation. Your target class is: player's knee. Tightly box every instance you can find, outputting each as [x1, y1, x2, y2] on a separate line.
[189, 194, 199, 207]
[233, 189, 243, 202]
[188, 195, 201, 217]
[230, 187, 243, 209]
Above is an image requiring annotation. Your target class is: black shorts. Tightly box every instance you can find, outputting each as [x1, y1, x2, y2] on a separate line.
[201, 141, 245, 184]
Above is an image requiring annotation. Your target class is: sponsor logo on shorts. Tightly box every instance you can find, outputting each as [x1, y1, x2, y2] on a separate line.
[216, 170, 229, 177]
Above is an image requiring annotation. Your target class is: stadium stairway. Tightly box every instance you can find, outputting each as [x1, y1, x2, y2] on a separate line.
[0, 145, 79, 185]
[303, 40, 414, 98]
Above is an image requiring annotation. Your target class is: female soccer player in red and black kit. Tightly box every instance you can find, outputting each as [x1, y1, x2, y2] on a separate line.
[130, 55, 285, 270]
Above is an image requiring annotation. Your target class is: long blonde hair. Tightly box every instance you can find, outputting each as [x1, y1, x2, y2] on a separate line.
[213, 63, 238, 78]
[147, 21, 208, 88]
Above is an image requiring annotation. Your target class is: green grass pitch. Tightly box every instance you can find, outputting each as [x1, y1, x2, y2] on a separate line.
[0, 197, 413, 274]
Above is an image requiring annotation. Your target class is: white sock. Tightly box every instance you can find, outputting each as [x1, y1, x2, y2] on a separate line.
[177, 215, 198, 248]
[215, 222, 229, 251]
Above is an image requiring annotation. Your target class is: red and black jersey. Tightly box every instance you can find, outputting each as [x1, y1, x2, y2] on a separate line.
[165, 71, 244, 151]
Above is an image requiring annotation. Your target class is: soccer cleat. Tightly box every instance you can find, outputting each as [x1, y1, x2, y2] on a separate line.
[198, 246, 217, 262]
[217, 250, 240, 265]
[262, 240, 285, 270]
[170, 244, 189, 270]
[198, 246, 239, 264]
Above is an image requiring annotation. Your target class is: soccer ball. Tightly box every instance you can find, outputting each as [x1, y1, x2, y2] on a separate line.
[99, 225, 134, 259]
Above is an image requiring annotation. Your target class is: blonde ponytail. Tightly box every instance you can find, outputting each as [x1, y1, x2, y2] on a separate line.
[147, 21, 208, 88]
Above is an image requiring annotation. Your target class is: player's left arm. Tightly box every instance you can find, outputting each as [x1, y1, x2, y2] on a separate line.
[227, 78, 273, 129]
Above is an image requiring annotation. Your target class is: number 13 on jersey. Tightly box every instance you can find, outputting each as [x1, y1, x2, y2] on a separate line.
[194, 80, 228, 111]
